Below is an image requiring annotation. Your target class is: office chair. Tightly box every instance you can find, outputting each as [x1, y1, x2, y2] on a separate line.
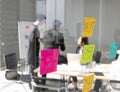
[4, 53, 31, 84]
[106, 59, 120, 92]
[93, 51, 102, 64]
[109, 80, 120, 90]
[4, 53, 22, 80]
[105, 80, 120, 92]
[31, 76, 67, 92]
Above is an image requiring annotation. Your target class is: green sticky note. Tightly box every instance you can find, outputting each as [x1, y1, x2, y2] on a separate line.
[80, 45, 95, 64]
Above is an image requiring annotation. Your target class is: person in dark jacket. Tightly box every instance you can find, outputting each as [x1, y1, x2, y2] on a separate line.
[28, 14, 46, 76]
[43, 19, 65, 50]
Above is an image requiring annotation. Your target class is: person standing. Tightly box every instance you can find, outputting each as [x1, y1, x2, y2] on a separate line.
[28, 14, 46, 76]
[42, 19, 66, 85]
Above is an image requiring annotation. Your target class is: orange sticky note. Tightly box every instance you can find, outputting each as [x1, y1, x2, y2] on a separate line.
[82, 17, 96, 37]
[82, 74, 95, 92]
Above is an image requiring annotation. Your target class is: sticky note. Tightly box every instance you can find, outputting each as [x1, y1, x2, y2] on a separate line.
[82, 17, 96, 37]
[82, 74, 95, 92]
[40, 49, 59, 75]
[108, 42, 119, 59]
[80, 45, 95, 64]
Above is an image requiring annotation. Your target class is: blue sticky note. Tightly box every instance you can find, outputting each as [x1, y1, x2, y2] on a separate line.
[108, 42, 119, 59]
[24, 35, 30, 40]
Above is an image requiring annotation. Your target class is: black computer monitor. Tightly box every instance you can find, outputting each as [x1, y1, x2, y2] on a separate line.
[93, 51, 102, 64]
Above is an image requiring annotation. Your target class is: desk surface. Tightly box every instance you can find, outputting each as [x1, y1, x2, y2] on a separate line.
[34, 64, 111, 80]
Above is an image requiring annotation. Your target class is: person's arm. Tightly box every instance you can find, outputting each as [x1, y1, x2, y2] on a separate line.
[76, 47, 80, 53]
[59, 38, 65, 51]
[58, 33, 65, 51]
[104, 51, 109, 58]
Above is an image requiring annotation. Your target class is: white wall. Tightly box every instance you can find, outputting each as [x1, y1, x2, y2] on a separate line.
[46, 0, 65, 29]
[101, 0, 120, 51]
[63, 0, 120, 55]
[0, 0, 36, 68]
[0, 0, 19, 68]
[84, 0, 100, 50]
[84, 0, 120, 51]
[19, 0, 36, 21]
[46, 0, 84, 54]
[64, 0, 84, 53]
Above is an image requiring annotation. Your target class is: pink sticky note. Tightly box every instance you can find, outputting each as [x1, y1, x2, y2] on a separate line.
[25, 25, 29, 29]
[40, 49, 59, 75]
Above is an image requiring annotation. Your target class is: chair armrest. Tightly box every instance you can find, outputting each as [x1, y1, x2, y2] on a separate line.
[110, 80, 120, 83]
[5, 69, 23, 75]
[5, 69, 17, 71]
[110, 80, 120, 90]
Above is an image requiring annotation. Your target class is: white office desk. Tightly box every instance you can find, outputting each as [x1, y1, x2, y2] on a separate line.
[34, 64, 111, 80]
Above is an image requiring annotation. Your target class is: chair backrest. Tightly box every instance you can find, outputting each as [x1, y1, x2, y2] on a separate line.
[58, 55, 67, 65]
[93, 51, 102, 64]
[5, 53, 17, 69]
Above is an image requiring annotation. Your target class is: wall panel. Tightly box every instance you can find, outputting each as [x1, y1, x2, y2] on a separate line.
[0, 0, 19, 68]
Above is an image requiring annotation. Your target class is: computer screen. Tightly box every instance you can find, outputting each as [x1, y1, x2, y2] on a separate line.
[67, 53, 81, 71]
[93, 51, 102, 64]
[67, 53, 81, 63]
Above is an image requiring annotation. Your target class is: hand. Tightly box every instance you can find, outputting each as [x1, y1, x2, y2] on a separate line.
[104, 52, 109, 57]
[38, 38, 40, 42]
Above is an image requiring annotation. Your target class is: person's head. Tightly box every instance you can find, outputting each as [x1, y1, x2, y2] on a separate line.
[52, 19, 62, 31]
[77, 36, 89, 47]
[34, 14, 46, 25]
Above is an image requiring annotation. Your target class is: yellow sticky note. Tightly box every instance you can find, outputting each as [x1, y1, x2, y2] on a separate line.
[82, 74, 95, 92]
[80, 45, 95, 64]
[82, 17, 96, 37]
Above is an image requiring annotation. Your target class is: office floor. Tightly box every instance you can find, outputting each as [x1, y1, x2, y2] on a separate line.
[0, 70, 77, 92]
[0, 70, 32, 92]
[0, 70, 119, 92]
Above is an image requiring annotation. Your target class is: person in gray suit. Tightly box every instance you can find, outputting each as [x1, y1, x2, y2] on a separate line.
[43, 19, 65, 50]
[42, 19, 66, 85]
